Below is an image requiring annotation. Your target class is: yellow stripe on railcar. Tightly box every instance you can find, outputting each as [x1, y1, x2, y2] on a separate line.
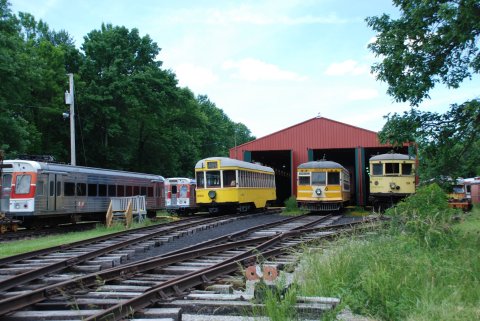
[195, 157, 276, 214]
[296, 160, 351, 212]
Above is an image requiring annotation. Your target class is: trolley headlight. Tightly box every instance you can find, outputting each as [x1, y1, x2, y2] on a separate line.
[315, 188, 322, 196]
[208, 190, 217, 199]
[14, 203, 21, 209]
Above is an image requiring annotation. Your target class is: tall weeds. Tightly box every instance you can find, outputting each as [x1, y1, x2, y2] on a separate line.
[296, 185, 480, 320]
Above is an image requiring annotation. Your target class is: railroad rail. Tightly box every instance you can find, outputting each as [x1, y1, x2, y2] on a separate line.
[0, 213, 377, 320]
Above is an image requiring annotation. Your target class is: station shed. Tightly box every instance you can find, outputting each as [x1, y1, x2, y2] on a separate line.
[229, 117, 409, 206]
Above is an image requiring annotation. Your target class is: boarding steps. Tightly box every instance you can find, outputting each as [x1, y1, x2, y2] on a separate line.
[106, 196, 147, 227]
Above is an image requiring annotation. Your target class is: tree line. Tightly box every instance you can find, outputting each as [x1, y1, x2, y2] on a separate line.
[0, 0, 254, 177]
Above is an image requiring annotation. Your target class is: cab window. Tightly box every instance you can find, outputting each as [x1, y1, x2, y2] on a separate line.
[206, 171, 221, 188]
[372, 164, 383, 175]
[1, 174, 12, 190]
[327, 172, 340, 185]
[196, 172, 205, 189]
[385, 163, 400, 175]
[312, 172, 326, 185]
[298, 175, 310, 185]
[402, 163, 413, 175]
[15, 174, 31, 194]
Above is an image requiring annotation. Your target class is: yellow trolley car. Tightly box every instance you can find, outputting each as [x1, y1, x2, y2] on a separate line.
[368, 153, 416, 211]
[195, 157, 276, 214]
[296, 160, 351, 211]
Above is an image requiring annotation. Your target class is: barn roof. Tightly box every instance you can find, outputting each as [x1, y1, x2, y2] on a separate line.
[231, 117, 386, 152]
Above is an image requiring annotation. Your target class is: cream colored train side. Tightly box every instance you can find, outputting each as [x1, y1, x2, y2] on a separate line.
[368, 153, 416, 211]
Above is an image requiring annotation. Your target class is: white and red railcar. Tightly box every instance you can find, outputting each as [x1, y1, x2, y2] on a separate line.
[164, 177, 197, 215]
[0, 159, 165, 227]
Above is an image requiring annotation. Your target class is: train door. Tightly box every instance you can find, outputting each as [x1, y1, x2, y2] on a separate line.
[171, 184, 178, 206]
[1, 172, 12, 212]
[47, 174, 62, 211]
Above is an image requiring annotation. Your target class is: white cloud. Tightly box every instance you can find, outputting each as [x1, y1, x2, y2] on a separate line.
[174, 63, 218, 91]
[324, 59, 370, 76]
[223, 58, 307, 81]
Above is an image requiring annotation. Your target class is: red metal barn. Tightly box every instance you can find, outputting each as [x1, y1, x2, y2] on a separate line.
[229, 117, 409, 207]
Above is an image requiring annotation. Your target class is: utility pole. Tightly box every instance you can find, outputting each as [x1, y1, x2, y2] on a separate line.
[65, 74, 76, 166]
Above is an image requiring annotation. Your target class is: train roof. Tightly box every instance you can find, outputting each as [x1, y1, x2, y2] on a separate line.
[165, 177, 196, 184]
[3, 160, 165, 181]
[298, 160, 346, 170]
[195, 157, 274, 173]
[369, 153, 415, 161]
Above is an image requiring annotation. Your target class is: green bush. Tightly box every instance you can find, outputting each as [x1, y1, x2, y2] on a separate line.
[284, 196, 299, 212]
[385, 183, 459, 247]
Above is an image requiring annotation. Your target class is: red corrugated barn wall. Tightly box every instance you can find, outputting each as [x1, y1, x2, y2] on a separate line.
[229, 117, 392, 206]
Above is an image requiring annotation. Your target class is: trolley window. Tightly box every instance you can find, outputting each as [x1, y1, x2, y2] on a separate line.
[312, 172, 326, 185]
[88, 184, 97, 196]
[65, 182, 75, 196]
[117, 185, 125, 197]
[1, 174, 12, 191]
[49, 181, 55, 197]
[385, 163, 400, 175]
[298, 175, 310, 185]
[452, 185, 465, 193]
[108, 185, 116, 197]
[76, 183, 86, 196]
[36, 180, 44, 196]
[223, 170, 236, 187]
[140, 186, 147, 196]
[206, 171, 221, 188]
[147, 186, 153, 197]
[327, 172, 340, 185]
[196, 172, 205, 189]
[98, 184, 107, 196]
[56, 181, 61, 196]
[133, 186, 139, 195]
[15, 174, 31, 194]
[402, 163, 413, 175]
[372, 164, 383, 175]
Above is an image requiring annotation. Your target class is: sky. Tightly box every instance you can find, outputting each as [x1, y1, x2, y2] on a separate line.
[9, 0, 480, 138]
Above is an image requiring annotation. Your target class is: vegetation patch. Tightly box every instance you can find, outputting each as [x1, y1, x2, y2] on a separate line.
[293, 186, 480, 320]
[0, 219, 161, 258]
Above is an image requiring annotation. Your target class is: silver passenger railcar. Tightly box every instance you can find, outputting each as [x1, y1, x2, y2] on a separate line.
[0, 159, 165, 227]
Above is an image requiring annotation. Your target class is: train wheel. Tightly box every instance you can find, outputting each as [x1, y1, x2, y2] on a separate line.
[239, 204, 251, 213]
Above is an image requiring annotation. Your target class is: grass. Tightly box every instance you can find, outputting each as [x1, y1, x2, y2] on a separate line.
[0, 215, 175, 258]
[292, 187, 480, 321]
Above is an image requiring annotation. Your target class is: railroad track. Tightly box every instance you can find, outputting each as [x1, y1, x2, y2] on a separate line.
[0, 213, 377, 320]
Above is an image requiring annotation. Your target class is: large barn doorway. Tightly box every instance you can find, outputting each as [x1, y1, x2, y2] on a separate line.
[249, 150, 292, 206]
